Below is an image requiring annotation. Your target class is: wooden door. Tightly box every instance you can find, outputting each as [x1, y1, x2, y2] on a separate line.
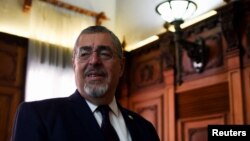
[0, 32, 27, 141]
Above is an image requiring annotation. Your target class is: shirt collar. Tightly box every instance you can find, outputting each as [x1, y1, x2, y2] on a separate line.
[85, 97, 119, 117]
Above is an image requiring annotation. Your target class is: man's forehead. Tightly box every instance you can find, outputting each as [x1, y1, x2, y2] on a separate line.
[79, 33, 111, 41]
[77, 33, 114, 48]
[78, 45, 112, 51]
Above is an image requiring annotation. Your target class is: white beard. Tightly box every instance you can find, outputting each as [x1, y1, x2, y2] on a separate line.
[84, 82, 108, 97]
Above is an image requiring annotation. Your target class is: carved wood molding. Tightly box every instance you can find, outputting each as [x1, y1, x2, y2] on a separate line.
[0, 32, 27, 87]
[177, 113, 227, 141]
[23, 0, 109, 25]
[218, 1, 243, 52]
[183, 15, 219, 38]
[130, 40, 160, 56]
[130, 56, 163, 92]
[0, 87, 22, 141]
[130, 94, 164, 140]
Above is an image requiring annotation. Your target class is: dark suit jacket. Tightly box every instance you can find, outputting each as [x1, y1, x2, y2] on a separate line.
[11, 90, 160, 141]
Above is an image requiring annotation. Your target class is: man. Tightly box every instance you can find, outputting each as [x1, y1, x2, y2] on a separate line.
[11, 26, 160, 141]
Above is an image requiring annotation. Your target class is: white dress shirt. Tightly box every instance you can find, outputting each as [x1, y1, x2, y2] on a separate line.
[85, 97, 132, 141]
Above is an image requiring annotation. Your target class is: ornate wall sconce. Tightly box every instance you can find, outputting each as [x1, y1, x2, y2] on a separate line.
[156, 0, 209, 85]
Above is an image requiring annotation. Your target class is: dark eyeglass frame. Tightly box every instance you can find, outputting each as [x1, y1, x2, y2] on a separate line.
[76, 46, 117, 61]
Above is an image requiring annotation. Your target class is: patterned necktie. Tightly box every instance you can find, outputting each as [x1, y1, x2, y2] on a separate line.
[97, 105, 120, 141]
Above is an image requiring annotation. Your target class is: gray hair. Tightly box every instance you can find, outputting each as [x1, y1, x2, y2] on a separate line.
[73, 25, 123, 59]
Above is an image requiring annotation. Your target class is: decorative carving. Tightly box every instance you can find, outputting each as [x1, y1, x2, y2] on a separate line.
[183, 33, 224, 76]
[129, 41, 163, 91]
[218, 1, 242, 52]
[140, 64, 154, 82]
[183, 15, 219, 38]
[134, 58, 162, 89]
[204, 34, 224, 70]
[181, 37, 209, 73]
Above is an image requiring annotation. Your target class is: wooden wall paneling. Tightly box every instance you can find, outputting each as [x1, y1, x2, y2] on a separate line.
[226, 50, 244, 124]
[129, 41, 163, 93]
[243, 14, 250, 67]
[129, 89, 165, 141]
[176, 83, 229, 119]
[177, 113, 227, 141]
[117, 83, 129, 108]
[0, 32, 27, 141]
[0, 87, 21, 141]
[127, 38, 165, 140]
[176, 72, 227, 93]
[0, 42, 26, 87]
[242, 8, 250, 124]
[243, 67, 250, 124]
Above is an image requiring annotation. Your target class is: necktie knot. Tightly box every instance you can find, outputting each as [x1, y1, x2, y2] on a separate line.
[97, 105, 110, 119]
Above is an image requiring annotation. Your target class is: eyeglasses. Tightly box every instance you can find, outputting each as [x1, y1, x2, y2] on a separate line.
[76, 46, 115, 61]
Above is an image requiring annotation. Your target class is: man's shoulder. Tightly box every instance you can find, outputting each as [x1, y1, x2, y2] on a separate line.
[19, 95, 73, 113]
[24, 96, 69, 105]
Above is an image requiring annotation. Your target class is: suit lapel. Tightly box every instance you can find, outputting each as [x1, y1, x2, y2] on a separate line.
[68, 91, 145, 141]
[68, 90, 105, 141]
[119, 105, 140, 141]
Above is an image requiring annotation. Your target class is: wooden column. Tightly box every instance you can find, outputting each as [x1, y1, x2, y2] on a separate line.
[226, 49, 244, 124]
[243, 66, 250, 124]
[219, 0, 245, 124]
[163, 69, 175, 141]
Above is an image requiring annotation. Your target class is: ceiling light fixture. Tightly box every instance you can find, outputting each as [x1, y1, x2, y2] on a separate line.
[156, 0, 210, 85]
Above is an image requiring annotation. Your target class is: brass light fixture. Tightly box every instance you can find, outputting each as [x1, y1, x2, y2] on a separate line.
[156, 0, 209, 85]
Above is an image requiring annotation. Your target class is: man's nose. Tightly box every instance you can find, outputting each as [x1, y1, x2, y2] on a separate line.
[88, 52, 102, 64]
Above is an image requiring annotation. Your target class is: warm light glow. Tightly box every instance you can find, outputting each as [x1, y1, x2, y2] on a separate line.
[0, 25, 75, 48]
[125, 35, 159, 52]
[0, 25, 31, 38]
[168, 10, 217, 31]
[156, 0, 197, 23]
[125, 10, 217, 52]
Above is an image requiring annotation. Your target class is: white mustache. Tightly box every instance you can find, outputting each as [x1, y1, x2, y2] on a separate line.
[84, 67, 107, 76]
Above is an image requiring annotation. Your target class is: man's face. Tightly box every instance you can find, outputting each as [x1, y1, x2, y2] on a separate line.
[72, 33, 124, 105]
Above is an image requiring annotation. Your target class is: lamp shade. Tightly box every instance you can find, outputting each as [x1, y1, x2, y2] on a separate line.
[156, 0, 197, 23]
